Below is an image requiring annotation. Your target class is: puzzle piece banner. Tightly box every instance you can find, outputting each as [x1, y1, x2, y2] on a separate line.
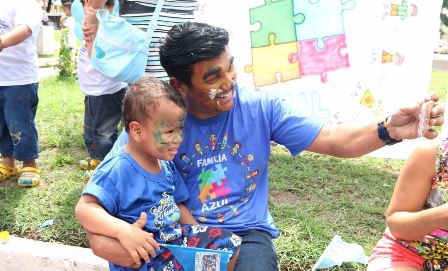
[196, 0, 442, 158]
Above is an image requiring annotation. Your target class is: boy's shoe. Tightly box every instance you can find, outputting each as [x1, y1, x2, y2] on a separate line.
[17, 167, 40, 187]
[0, 164, 18, 182]
[79, 158, 101, 170]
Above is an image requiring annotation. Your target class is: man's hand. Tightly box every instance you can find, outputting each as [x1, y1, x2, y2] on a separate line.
[116, 212, 160, 265]
[387, 93, 444, 140]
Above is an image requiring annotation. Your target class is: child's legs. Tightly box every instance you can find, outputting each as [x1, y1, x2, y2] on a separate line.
[146, 247, 184, 271]
[0, 91, 13, 164]
[83, 88, 125, 160]
[368, 233, 424, 271]
[0, 84, 39, 164]
[181, 225, 242, 271]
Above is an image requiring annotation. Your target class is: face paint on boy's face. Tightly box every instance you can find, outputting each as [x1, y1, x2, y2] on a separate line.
[152, 113, 186, 147]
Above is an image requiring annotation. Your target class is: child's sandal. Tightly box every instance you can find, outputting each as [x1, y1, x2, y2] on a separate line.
[17, 167, 40, 187]
[79, 158, 101, 170]
[0, 164, 18, 181]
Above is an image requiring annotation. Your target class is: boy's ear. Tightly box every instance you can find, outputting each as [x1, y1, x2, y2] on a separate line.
[128, 121, 143, 142]
[169, 77, 188, 97]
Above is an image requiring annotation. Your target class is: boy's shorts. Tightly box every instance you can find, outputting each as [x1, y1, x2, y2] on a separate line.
[0, 84, 39, 161]
[146, 224, 241, 271]
[368, 233, 425, 271]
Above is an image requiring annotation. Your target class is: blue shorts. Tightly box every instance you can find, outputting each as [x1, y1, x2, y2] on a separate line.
[0, 83, 39, 161]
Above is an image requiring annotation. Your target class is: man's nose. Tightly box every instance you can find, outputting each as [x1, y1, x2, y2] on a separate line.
[221, 74, 235, 91]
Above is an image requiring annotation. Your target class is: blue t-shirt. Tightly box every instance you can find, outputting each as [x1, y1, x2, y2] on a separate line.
[83, 147, 190, 243]
[111, 84, 323, 238]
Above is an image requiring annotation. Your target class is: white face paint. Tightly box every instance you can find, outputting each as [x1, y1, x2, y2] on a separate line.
[208, 88, 224, 100]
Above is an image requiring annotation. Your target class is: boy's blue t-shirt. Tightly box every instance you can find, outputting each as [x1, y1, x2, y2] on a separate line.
[111, 84, 323, 238]
[83, 148, 190, 244]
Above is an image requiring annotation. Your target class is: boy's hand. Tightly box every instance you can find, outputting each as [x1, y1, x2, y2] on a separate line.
[82, 6, 98, 42]
[116, 212, 160, 265]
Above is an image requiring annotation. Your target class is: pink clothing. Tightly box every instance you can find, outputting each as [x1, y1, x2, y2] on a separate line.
[368, 232, 425, 271]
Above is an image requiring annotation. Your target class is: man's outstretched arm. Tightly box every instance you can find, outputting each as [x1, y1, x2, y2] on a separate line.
[86, 212, 150, 269]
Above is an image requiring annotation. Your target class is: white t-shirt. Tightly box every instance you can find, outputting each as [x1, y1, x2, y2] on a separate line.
[0, 0, 42, 86]
[77, 45, 127, 96]
[63, 16, 77, 49]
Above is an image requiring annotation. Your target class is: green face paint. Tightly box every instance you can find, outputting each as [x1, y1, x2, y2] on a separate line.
[153, 121, 170, 146]
[152, 112, 186, 146]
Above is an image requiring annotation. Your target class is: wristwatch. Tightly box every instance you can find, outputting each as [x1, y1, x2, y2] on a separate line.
[377, 117, 402, 145]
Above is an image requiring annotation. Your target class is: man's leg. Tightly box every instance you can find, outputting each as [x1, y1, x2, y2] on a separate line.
[234, 230, 278, 271]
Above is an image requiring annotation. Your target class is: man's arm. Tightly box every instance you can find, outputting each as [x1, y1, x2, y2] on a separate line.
[0, 25, 32, 52]
[307, 97, 444, 158]
[86, 230, 143, 269]
[84, 209, 158, 268]
[75, 195, 159, 264]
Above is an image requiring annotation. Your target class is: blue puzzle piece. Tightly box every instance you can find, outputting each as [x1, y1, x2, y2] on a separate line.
[294, 0, 355, 49]
[210, 164, 227, 186]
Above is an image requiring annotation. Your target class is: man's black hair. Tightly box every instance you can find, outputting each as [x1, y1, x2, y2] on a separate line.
[159, 22, 229, 87]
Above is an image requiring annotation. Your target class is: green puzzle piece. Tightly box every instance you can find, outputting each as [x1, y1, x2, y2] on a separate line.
[250, 0, 305, 48]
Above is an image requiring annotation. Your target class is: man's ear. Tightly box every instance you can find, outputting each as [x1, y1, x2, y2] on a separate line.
[128, 121, 143, 142]
[169, 77, 188, 97]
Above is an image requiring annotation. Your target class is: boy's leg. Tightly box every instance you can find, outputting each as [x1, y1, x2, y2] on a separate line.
[233, 230, 278, 271]
[0, 89, 17, 178]
[1, 84, 40, 186]
[83, 88, 125, 161]
[180, 225, 242, 270]
[1, 84, 39, 163]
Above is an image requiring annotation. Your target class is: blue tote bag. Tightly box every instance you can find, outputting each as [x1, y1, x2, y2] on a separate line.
[163, 244, 232, 271]
[90, 0, 165, 83]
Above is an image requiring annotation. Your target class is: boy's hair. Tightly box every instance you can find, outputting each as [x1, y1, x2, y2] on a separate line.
[80, 0, 114, 7]
[123, 76, 185, 132]
[159, 22, 229, 87]
[63, 2, 72, 9]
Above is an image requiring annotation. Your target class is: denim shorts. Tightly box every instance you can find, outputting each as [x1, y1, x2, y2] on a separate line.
[0, 83, 39, 162]
[234, 230, 279, 271]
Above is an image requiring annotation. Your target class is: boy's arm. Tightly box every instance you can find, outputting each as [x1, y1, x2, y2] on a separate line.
[82, 0, 106, 56]
[75, 195, 159, 264]
[177, 203, 199, 225]
[0, 25, 32, 52]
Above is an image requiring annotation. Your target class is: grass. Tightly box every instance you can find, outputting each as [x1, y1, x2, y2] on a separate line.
[0, 69, 447, 270]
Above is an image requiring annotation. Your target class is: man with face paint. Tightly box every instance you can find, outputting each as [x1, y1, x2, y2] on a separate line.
[75, 76, 241, 271]
[85, 22, 445, 271]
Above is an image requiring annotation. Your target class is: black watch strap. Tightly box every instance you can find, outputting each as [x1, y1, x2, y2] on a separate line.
[377, 120, 402, 145]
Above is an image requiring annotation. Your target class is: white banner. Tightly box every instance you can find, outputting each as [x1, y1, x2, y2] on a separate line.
[196, 0, 443, 158]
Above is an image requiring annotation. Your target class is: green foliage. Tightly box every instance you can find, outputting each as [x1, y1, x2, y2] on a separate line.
[56, 28, 76, 78]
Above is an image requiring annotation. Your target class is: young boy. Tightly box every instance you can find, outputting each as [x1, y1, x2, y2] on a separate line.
[0, 0, 43, 187]
[76, 0, 127, 174]
[75, 76, 241, 271]
[61, 2, 77, 50]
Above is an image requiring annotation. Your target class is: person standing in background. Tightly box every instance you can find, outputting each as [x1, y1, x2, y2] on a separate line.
[82, 0, 198, 81]
[0, 0, 43, 187]
[76, 0, 127, 176]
